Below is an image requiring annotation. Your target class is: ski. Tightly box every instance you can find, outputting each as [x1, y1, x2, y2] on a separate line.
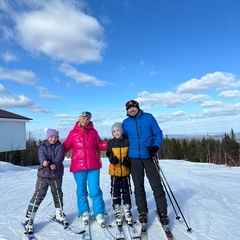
[97, 225, 115, 240]
[127, 224, 141, 239]
[115, 226, 125, 239]
[48, 215, 85, 234]
[161, 225, 175, 240]
[48, 215, 68, 228]
[140, 223, 148, 240]
[21, 222, 37, 240]
[154, 210, 175, 240]
[81, 223, 91, 240]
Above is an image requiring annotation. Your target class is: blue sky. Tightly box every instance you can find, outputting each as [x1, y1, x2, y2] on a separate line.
[0, 0, 240, 140]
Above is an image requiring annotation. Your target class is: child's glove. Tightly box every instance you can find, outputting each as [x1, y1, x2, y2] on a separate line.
[110, 156, 119, 165]
[122, 157, 131, 168]
[47, 159, 53, 165]
[147, 145, 159, 159]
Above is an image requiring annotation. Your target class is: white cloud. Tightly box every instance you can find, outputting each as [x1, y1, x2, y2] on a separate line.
[200, 100, 224, 107]
[0, 66, 36, 85]
[2, 52, 17, 63]
[198, 103, 240, 118]
[0, 85, 48, 112]
[59, 63, 107, 86]
[136, 91, 209, 108]
[0, 83, 5, 92]
[171, 110, 187, 117]
[219, 90, 240, 99]
[149, 71, 157, 76]
[0, 0, 105, 64]
[37, 87, 62, 99]
[136, 91, 187, 107]
[177, 72, 237, 93]
[11, 1, 105, 64]
[0, 94, 34, 108]
[53, 114, 71, 118]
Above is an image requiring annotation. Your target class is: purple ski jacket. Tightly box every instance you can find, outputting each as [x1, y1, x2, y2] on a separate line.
[37, 139, 64, 178]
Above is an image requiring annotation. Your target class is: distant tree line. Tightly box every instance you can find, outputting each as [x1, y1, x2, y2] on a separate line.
[0, 129, 239, 167]
[159, 129, 240, 166]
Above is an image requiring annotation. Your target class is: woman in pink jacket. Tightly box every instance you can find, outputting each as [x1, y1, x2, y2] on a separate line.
[63, 111, 107, 227]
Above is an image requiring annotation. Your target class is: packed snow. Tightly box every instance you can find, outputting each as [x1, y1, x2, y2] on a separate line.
[0, 159, 240, 240]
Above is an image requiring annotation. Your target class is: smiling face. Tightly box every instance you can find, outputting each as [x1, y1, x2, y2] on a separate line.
[127, 106, 139, 117]
[78, 116, 90, 127]
[47, 135, 59, 144]
[112, 129, 122, 139]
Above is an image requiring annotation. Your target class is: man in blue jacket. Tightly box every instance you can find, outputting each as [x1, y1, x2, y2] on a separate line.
[122, 100, 169, 226]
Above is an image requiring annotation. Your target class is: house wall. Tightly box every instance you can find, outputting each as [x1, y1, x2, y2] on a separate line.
[0, 119, 27, 152]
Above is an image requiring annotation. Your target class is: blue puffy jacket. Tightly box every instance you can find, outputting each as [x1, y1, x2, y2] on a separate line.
[122, 109, 162, 159]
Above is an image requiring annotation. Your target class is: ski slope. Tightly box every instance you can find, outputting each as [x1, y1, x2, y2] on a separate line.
[1, 159, 240, 240]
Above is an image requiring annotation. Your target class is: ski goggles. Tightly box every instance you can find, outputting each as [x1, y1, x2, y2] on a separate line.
[79, 111, 92, 119]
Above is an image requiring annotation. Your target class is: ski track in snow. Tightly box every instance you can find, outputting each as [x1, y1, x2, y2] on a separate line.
[1, 159, 240, 239]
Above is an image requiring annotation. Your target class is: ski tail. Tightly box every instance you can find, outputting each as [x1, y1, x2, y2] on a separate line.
[154, 210, 175, 240]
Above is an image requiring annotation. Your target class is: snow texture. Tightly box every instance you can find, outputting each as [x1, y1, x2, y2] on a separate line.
[0, 159, 239, 240]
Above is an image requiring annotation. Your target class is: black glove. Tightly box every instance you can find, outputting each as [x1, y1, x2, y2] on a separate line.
[110, 156, 119, 165]
[122, 157, 131, 168]
[47, 159, 53, 165]
[147, 145, 159, 159]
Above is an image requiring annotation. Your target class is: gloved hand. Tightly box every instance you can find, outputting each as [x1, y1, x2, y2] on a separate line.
[147, 145, 159, 159]
[122, 157, 131, 168]
[47, 159, 53, 165]
[110, 156, 119, 165]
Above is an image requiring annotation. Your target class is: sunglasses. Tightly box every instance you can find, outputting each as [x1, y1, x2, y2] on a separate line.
[79, 111, 92, 119]
[125, 100, 139, 110]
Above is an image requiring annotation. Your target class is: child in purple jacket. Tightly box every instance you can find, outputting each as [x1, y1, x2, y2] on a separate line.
[23, 128, 67, 234]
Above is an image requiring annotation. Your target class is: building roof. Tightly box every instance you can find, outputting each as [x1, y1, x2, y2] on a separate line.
[0, 109, 32, 120]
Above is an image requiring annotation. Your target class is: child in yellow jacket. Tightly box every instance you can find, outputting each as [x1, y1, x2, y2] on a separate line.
[106, 122, 132, 227]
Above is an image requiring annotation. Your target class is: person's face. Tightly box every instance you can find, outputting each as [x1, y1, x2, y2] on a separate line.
[127, 106, 139, 117]
[79, 116, 90, 127]
[47, 136, 58, 144]
[112, 130, 122, 139]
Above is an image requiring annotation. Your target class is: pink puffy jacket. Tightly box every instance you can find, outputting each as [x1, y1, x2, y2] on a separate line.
[63, 121, 107, 172]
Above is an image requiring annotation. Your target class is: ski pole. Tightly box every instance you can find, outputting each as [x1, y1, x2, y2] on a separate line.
[152, 158, 180, 220]
[52, 170, 67, 228]
[108, 165, 116, 228]
[153, 156, 192, 232]
[126, 171, 137, 224]
[29, 167, 47, 220]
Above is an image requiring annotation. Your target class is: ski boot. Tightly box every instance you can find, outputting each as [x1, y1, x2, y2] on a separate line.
[81, 212, 90, 225]
[114, 204, 123, 227]
[55, 208, 68, 226]
[159, 213, 169, 225]
[96, 213, 105, 228]
[24, 211, 36, 234]
[124, 204, 133, 225]
[139, 212, 147, 223]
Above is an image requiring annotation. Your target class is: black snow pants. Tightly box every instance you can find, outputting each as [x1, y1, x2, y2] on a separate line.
[130, 158, 168, 214]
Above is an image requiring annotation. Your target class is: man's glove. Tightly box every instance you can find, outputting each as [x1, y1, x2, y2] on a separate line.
[122, 157, 131, 168]
[110, 156, 119, 165]
[147, 145, 159, 159]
